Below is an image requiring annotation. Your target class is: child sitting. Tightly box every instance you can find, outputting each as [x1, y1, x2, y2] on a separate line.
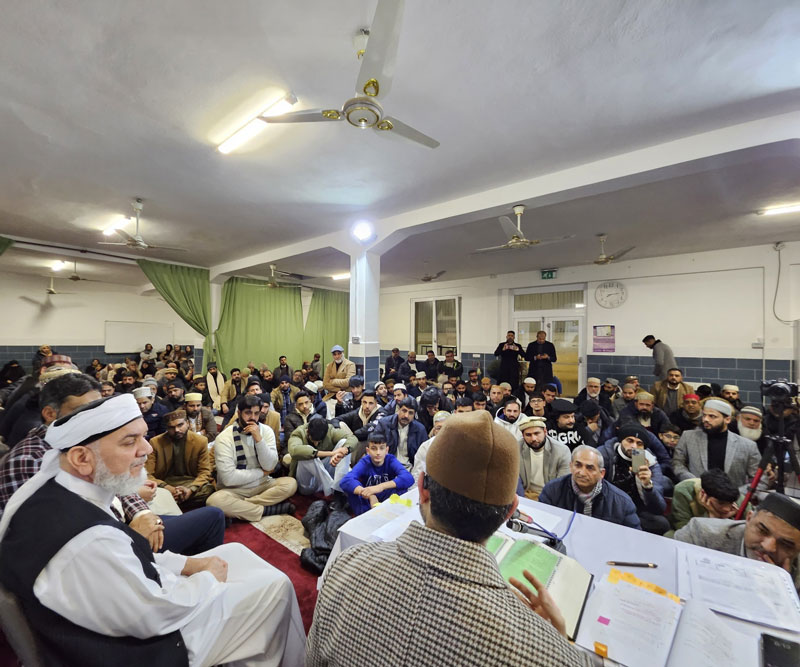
[340, 433, 414, 515]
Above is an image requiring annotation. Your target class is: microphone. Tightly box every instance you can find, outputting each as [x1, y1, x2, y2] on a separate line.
[506, 519, 567, 554]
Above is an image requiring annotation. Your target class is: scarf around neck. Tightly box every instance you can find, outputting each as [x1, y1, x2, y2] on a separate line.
[571, 477, 603, 516]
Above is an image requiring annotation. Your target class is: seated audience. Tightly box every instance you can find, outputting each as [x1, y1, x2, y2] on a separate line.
[334, 375, 365, 416]
[674, 492, 800, 592]
[374, 380, 390, 406]
[672, 398, 760, 487]
[383, 347, 404, 382]
[493, 396, 523, 444]
[307, 410, 588, 666]
[670, 469, 741, 531]
[421, 350, 441, 381]
[517, 417, 571, 500]
[183, 391, 217, 441]
[601, 378, 620, 415]
[220, 367, 246, 415]
[669, 392, 702, 433]
[439, 349, 463, 379]
[372, 397, 428, 470]
[0, 392, 304, 666]
[472, 392, 488, 411]
[418, 386, 445, 432]
[657, 422, 681, 458]
[573, 377, 613, 414]
[547, 399, 594, 450]
[115, 370, 141, 394]
[597, 424, 669, 534]
[612, 382, 636, 418]
[479, 375, 493, 399]
[204, 361, 226, 412]
[524, 390, 547, 418]
[99, 380, 115, 397]
[720, 384, 744, 411]
[339, 433, 415, 515]
[164, 380, 186, 411]
[146, 410, 216, 511]
[410, 411, 450, 480]
[487, 384, 506, 416]
[616, 391, 670, 438]
[133, 386, 168, 440]
[322, 345, 356, 400]
[283, 389, 315, 441]
[730, 404, 767, 454]
[271, 374, 299, 425]
[272, 355, 293, 381]
[577, 401, 604, 446]
[539, 445, 641, 530]
[515, 376, 537, 405]
[207, 395, 297, 519]
[339, 390, 381, 440]
[291, 369, 305, 388]
[454, 395, 474, 412]
[397, 350, 420, 383]
[287, 415, 356, 495]
[651, 368, 692, 415]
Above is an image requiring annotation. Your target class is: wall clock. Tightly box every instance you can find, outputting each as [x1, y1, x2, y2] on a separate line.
[595, 281, 627, 309]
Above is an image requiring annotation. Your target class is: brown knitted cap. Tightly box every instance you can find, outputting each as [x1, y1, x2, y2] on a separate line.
[427, 410, 519, 506]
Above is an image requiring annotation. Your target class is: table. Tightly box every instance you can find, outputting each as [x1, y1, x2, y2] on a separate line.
[320, 488, 800, 665]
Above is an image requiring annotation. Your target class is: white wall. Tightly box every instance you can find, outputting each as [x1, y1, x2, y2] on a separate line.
[379, 242, 800, 360]
[0, 271, 204, 347]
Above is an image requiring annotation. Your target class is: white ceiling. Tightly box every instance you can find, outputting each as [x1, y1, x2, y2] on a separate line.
[1, 1, 800, 286]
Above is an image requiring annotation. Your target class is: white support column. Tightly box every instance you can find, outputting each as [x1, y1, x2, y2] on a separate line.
[206, 277, 225, 364]
[348, 250, 381, 383]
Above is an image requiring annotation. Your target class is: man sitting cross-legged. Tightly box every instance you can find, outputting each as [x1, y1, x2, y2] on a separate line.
[206, 394, 298, 521]
[517, 417, 571, 501]
[0, 393, 305, 667]
[287, 415, 357, 495]
[339, 433, 415, 515]
[147, 410, 216, 512]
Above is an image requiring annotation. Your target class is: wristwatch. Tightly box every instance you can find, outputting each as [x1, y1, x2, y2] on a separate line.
[312, 450, 318, 459]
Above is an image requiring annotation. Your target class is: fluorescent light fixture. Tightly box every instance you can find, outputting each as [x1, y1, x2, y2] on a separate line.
[575, 303, 586, 309]
[758, 203, 800, 216]
[103, 215, 129, 236]
[51, 260, 67, 271]
[351, 221, 374, 242]
[331, 272, 350, 281]
[217, 93, 297, 154]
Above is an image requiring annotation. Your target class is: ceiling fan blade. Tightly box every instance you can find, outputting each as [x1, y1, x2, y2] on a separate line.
[115, 228, 136, 242]
[471, 243, 512, 255]
[143, 244, 189, 252]
[608, 246, 635, 261]
[97, 241, 130, 246]
[528, 234, 576, 247]
[376, 116, 439, 148]
[263, 109, 344, 123]
[433, 270, 446, 279]
[498, 216, 519, 241]
[356, 0, 405, 100]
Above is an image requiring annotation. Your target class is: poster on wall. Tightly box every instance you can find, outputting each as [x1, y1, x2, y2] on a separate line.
[592, 325, 615, 352]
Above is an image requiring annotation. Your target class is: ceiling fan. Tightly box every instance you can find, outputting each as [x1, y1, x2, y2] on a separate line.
[420, 270, 445, 282]
[593, 234, 635, 265]
[473, 205, 574, 254]
[263, 0, 439, 149]
[254, 265, 285, 289]
[98, 199, 188, 252]
[67, 260, 102, 282]
[45, 276, 75, 295]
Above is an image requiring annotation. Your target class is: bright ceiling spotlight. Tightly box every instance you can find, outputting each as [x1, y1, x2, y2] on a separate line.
[102, 215, 129, 236]
[217, 92, 298, 154]
[51, 260, 67, 271]
[331, 272, 351, 280]
[351, 221, 374, 243]
[757, 203, 800, 216]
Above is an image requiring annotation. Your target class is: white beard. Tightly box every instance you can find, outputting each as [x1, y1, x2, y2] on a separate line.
[737, 423, 762, 442]
[93, 455, 148, 497]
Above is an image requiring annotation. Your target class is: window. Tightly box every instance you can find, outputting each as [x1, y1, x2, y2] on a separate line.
[513, 290, 584, 311]
[413, 297, 460, 356]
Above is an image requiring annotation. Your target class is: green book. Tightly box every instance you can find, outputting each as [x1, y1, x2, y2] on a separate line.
[488, 533, 593, 640]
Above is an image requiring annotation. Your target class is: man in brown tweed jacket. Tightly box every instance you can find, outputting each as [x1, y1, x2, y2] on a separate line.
[306, 410, 592, 666]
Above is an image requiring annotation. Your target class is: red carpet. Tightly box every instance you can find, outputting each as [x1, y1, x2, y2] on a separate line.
[224, 493, 320, 634]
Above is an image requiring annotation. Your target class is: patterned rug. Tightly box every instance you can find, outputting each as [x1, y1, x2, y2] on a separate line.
[250, 514, 310, 555]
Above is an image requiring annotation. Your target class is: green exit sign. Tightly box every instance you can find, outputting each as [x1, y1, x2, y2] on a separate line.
[541, 269, 557, 280]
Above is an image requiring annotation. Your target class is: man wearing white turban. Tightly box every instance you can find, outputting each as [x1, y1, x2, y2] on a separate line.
[0, 394, 305, 667]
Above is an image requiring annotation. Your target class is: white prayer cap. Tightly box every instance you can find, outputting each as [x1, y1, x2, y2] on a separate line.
[704, 399, 733, 417]
[304, 381, 319, 394]
[722, 384, 739, 392]
[393, 383, 407, 392]
[132, 387, 151, 400]
[45, 394, 143, 451]
[314, 380, 324, 389]
[415, 372, 426, 379]
[522, 377, 536, 385]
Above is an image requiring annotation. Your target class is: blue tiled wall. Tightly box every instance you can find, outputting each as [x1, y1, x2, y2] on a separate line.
[586, 355, 792, 404]
[0, 345, 203, 375]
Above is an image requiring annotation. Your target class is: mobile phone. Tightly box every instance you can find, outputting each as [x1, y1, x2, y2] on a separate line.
[761, 633, 800, 667]
[631, 450, 647, 471]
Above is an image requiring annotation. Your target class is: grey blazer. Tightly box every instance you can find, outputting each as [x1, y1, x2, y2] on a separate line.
[672, 429, 760, 487]
[674, 517, 800, 592]
[519, 436, 571, 492]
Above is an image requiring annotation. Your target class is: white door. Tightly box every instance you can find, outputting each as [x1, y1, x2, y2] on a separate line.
[515, 316, 584, 397]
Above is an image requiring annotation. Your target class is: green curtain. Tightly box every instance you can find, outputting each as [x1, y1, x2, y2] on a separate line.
[0, 236, 13, 257]
[302, 288, 350, 363]
[137, 259, 213, 368]
[215, 277, 304, 374]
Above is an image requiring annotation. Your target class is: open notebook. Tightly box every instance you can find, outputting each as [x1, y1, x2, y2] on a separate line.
[486, 533, 593, 640]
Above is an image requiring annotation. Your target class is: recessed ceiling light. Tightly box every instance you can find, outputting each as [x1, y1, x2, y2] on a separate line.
[757, 203, 800, 216]
[217, 93, 297, 154]
[103, 215, 129, 236]
[575, 303, 585, 309]
[331, 272, 350, 280]
[351, 221, 374, 243]
[51, 260, 67, 271]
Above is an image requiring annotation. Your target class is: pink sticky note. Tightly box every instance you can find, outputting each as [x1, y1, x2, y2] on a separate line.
[597, 616, 610, 626]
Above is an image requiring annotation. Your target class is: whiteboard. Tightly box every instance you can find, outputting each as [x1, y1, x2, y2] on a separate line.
[104, 321, 175, 354]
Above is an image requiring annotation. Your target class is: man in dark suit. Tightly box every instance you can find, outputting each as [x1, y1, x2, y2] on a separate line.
[525, 330, 557, 388]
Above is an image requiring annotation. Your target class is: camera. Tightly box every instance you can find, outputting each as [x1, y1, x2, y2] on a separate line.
[760, 379, 798, 399]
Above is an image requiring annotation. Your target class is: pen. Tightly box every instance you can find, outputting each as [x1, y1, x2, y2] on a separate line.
[606, 561, 658, 568]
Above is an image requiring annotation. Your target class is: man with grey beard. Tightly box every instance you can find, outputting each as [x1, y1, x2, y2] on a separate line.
[0, 393, 305, 667]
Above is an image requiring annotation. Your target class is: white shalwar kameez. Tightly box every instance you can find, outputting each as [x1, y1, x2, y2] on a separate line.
[32, 472, 305, 667]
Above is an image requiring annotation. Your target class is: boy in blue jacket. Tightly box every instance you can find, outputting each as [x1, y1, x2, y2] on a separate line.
[340, 433, 415, 515]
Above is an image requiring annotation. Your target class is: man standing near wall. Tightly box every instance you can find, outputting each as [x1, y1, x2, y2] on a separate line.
[642, 335, 676, 382]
